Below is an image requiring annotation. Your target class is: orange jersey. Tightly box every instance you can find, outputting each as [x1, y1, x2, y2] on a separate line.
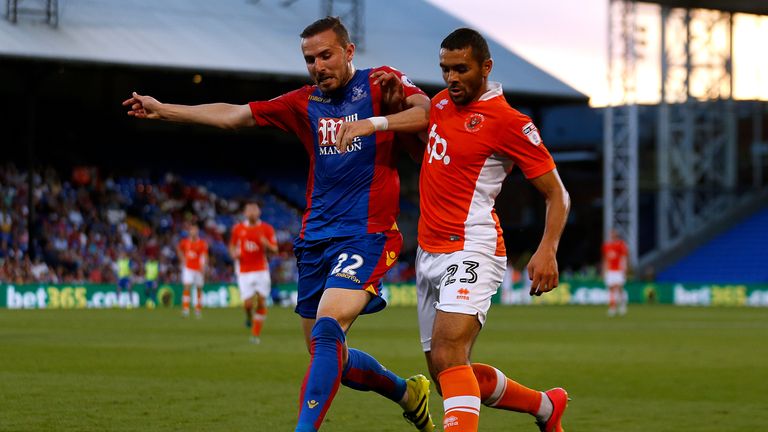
[179, 238, 208, 271]
[418, 83, 556, 256]
[230, 221, 276, 273]
[602, 240, 628, 271]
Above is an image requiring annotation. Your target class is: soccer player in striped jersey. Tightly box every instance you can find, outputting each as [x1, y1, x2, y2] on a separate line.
[123, 17, 434, 432]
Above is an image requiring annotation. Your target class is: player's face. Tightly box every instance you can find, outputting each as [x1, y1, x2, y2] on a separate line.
[301, 29, 355, 93]
[189, 226, 199, 239]
[244, 204, 261, 222]
[439, 47, 492, 106]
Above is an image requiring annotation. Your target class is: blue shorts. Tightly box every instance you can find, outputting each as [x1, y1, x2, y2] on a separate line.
[118, 277, 131, 290]
[293, 230, 402, 319]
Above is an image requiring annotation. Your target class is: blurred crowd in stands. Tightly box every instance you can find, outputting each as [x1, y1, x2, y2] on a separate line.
[0, 164, 308, 286]
[0, 163, 604, 288]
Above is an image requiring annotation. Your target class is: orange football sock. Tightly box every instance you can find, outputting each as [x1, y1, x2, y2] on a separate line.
[182, 287, 190, 313]
[252, 306, 267, 337]
[439, 365, 481, 432]
[472, 363, 541, 414]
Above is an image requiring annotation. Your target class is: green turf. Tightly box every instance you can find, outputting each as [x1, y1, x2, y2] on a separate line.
[1, 305, 766, 431]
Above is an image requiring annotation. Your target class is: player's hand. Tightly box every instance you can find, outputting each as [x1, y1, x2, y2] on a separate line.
[527, 247, 559, 296]
[371, 71, 405, 115]
[122, 92, 162, 119]
[230, 249, 240, 260]
[335, 120, 375, 154]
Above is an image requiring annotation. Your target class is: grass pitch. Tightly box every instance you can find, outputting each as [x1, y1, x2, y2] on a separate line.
[1, 305, 766, 431]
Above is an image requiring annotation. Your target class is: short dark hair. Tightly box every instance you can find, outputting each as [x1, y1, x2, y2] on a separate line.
[441, 28, 491, 65]
[300, 16, 351, 47]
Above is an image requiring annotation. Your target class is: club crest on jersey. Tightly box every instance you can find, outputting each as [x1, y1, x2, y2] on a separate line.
[317, 114, 363, 155]
[522, 122, 542, 145]
[351, 85, 367, 102]
[464, 113, 485, 132]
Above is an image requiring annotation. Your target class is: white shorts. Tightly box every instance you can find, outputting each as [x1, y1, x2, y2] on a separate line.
[237, 270, 271, 301]
[182, 268, 204, 287]
[605, 270, 626, 287]
[416, 247, 506, 352]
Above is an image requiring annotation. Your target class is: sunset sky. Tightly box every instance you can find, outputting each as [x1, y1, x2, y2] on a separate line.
[427, 0, 768, 105]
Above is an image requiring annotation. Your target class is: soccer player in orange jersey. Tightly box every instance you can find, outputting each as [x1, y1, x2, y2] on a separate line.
[177, 224, 208, 318]
[229, 202, 278, 343]
[415, 29, 571, 432]
[602, 229, 629, 316]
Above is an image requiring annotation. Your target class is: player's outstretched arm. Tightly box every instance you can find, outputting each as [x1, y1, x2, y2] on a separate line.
[527, 169, 571, 296]
[334, 72, 430, 153]
[122, 92, 256, 129]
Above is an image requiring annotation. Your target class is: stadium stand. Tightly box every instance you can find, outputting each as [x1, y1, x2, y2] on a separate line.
[657, 206, 768, 283]
[0, 164, 303, 285]
[0, 164, 421, 286]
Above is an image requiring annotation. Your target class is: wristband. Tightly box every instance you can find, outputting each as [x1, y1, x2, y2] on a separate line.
[368, 116, 389, 131]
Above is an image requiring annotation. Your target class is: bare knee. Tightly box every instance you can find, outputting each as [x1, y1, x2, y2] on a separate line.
[430, 335, 471, 374]
[424, 351, 442, 395]
[430, 311, 481, 375]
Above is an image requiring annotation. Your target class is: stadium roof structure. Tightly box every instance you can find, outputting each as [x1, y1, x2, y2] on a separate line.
[639, 0, 768, 15]
[0, 0, 586, 101]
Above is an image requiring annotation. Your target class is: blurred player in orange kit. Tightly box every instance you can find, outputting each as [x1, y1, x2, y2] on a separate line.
[229, 202, 278, 343]
[415, 28, 571, 432]
[602, 229, 629, 316]
[177, 224, 208, 318]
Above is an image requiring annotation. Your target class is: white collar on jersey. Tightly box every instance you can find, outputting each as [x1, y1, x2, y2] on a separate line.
[479, 81, 503, 101]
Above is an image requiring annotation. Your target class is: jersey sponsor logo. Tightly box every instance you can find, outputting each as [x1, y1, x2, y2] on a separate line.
[435, 99, 448, 110]
[464, 113, 485, 132]
[427, 124, 451, 165]
[351, 85, 368, 102]
[243, 240, 259, 252]
[522, 122, 542, 145]
[402, 75, 417, 88]
[317, 115, 363, 155]
[332, 271, 361, 284]
[307, 400, 319, 409]
[308, 94, 331, 103]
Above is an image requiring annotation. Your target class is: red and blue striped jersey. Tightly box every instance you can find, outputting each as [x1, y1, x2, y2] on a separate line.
[248, 66, 425, 241]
